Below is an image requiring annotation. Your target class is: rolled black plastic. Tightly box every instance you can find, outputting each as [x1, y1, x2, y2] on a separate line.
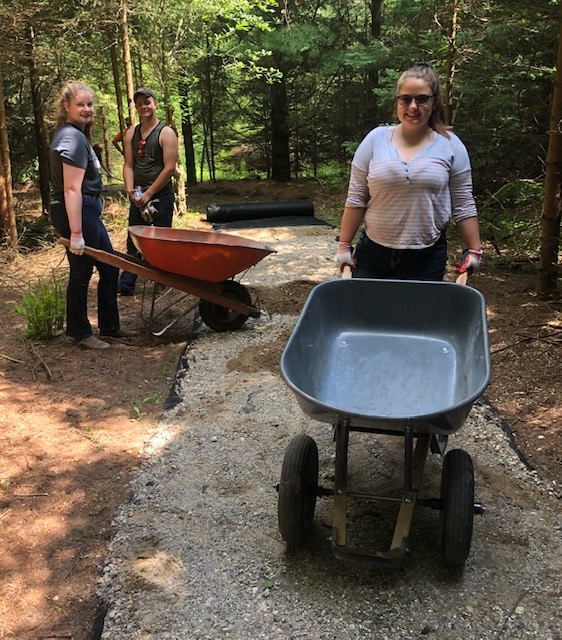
[205, 200, 314, 223]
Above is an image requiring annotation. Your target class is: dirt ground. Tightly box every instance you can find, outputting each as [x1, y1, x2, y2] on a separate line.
[0, 180, 561, 639]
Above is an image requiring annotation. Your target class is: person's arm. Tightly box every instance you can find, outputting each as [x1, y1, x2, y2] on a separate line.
[138, 126, 178, 206]
[122, 127, 136, 203]
[112, 133, 124, 155]
[336, 164, 368, 268]
[62, 163, 86, 255]
[339, 206, 366, 246]
[450, 170, 482, 272]
[456, 216, 481, 253]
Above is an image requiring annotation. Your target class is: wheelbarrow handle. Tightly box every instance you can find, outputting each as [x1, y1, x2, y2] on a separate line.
[455, 272, 469, 285]
[341, 265, 353, 279]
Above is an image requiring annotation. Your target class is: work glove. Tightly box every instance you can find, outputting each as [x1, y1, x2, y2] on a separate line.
[69, 232, 85, 256]
[455, 248, 482, 274]
[336, 241, 355, 272]
[140, 199, 160, 224]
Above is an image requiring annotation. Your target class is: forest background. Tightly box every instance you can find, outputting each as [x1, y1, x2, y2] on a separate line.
[1, 0, 562, 291]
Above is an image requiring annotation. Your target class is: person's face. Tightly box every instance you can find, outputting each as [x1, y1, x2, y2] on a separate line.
[135, 96, 156, 119]
[64, 90, 94, 129]
[396, 77, 434, 130]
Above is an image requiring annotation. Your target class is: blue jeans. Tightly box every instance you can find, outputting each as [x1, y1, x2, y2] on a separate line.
[353, 229, 447, 281]
[50, 194, 120, 339]
[119, 190, 175, 293]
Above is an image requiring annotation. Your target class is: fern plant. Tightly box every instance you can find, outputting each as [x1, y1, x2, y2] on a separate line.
[14, 272, 66, 341]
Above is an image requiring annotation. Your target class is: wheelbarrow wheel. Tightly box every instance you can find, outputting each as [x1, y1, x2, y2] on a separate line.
[278, 433, 319, 549]
[198, 280, 252, 332]
[439, 448, 474, 568]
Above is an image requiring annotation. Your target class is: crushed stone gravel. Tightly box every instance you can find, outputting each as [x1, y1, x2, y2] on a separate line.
[97, 226, 562, 639]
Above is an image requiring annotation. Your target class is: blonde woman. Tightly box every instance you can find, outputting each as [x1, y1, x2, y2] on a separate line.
[49, 81, 131, 349]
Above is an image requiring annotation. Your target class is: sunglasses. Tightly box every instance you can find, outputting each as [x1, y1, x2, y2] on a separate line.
[137, 139, 147, 157]
[397, 94, 434, 107]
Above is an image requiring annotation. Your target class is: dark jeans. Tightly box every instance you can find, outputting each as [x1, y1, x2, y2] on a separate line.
[353, 229, 447, 281]
[119, 190, 175, 293]
[50, 194, 120, 339]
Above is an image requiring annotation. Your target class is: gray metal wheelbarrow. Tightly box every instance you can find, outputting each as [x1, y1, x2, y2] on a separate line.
[277, 278, 491, 568]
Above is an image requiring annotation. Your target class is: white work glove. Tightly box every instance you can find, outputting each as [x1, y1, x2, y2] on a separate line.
[69, 232, 85, 255]
[455, 248, 482, 275]
[336, 241, 355, 272]
[140, 199, 159, 223]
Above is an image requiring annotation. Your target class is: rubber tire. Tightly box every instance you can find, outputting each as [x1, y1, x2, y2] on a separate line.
[278, 434, 319, 549]
[198, 280, 252, 332]
[439, 448, 475, 568]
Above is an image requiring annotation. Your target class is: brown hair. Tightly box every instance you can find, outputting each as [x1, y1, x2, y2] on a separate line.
[54, 81, 94, 138]
[397, 62, 451, 138]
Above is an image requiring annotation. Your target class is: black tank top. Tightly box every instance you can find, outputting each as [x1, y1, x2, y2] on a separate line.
[132, 122, 172, 195]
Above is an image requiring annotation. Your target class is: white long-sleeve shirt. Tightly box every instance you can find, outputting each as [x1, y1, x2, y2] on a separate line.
[345, 126, 478, 249]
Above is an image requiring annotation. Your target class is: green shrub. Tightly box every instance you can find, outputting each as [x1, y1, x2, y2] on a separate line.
[15, 273, 66, 341]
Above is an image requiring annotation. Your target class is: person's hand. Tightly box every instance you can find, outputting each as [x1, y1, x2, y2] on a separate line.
[336, 241, 355, 272]
[455, 248, 482, 274]
[69, 232, 85, 255]
[140, 200, 159, 223]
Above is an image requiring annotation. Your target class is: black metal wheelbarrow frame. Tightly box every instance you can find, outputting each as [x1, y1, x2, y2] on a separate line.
[277, 278, 491, 568]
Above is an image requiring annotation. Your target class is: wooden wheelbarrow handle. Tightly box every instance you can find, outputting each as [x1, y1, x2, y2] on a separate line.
[455, 271, 469, 285]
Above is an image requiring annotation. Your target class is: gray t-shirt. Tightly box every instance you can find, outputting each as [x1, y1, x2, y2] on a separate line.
[50, 123, 102, 195]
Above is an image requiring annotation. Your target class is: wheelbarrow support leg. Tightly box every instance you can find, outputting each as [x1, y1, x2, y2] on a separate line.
[390, 432, 430, 554]
[331, 422, 431, 568]
[333, 418, 350, 547]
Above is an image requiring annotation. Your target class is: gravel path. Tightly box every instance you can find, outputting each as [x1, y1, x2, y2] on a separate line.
[98, 226, 562, 639]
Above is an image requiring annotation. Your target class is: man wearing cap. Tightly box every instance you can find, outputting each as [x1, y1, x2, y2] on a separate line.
[118, 87, 179, 296]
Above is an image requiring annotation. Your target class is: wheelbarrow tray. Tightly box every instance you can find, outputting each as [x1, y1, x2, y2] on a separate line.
[129, 226, 275, 283]
[281, 279, 491, 435]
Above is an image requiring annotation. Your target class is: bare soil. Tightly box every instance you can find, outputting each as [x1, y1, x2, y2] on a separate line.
[0, 180, 560, 639]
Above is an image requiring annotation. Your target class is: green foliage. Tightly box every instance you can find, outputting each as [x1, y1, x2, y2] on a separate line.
[14, 272, 66, 341]
[478, 179, 543, 260]
[3, 0, 562, 266]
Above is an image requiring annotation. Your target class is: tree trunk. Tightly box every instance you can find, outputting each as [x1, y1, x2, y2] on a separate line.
[120, 0, 135, 123]
[179, 81, 197, 186]
[270, 73, 291, 182]
[537, 14, 562, 297]
[110, 41, 127, 130]
[25, 23, 50, 216]
[365, 0, 382, 127]
[204, 34, 216, 182]
[159, 59, 187, 216]
[0, 63, 17, 247]
[443, 0, 459, 125]
[98, 106, 112, 176]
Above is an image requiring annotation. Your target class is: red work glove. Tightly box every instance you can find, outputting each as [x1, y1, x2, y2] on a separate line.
[455, 248, 482, 274]
[336, 241, 355, 272]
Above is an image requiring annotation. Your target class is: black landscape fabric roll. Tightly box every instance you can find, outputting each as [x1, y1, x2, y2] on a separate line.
[205, 200, 314, 223]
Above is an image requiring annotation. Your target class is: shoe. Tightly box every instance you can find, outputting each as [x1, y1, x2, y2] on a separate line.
[99, 328, 138, 338]
[118, 287, 135, 297]
[78, 335, 110, 350]
[155, 283, 168, 295]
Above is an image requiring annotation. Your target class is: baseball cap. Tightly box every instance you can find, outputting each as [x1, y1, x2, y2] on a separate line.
[133, 87, 156, 102]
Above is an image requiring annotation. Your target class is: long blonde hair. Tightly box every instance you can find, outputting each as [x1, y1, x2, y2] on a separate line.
[397, 62, 451, 138]
[54, 81, 94, 138]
